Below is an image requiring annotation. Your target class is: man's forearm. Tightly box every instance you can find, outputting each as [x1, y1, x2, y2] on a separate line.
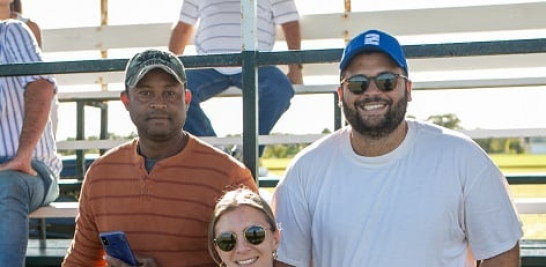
[17, 79, 54, 159]
[281, 21, 301, 51]
[168, 22, 193, 55]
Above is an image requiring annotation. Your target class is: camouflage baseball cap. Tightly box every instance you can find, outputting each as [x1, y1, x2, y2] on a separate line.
[124, 49, 186, 89]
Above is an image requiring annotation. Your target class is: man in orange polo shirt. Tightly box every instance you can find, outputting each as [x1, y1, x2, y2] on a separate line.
[62, 49, 257, 267]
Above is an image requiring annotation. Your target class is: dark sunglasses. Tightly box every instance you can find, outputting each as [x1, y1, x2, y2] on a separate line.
[341, 72, 408, 94]
[214, 225, 270, 252]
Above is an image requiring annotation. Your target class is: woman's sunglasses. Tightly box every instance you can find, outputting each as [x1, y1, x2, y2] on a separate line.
[214, 225, 270, 252]
[341, 72, 408, 94]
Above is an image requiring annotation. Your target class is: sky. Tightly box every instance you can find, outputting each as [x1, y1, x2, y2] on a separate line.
[18, 0, 546, 141]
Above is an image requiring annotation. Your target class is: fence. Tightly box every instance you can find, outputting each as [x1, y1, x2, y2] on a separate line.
[2, 2, 546, 177]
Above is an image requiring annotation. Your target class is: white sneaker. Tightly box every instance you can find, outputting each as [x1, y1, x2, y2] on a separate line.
[215, 145, 232, 155]
[259, 166, 270, 177]
[230, 145, 243, 162]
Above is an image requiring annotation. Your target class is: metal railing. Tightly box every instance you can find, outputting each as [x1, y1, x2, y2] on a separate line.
[3, 39, 546, 178]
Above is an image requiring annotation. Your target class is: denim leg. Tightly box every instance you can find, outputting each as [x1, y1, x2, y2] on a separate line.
[0, 170, 46, 267]
[255, 66, 295, 135]
[230, 66, 294, 156]
[249, 66, 295, 155]
[184, 68, 232, 136]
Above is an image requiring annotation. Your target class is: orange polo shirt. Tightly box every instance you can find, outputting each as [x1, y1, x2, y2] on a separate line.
[62, 136, 257, 267]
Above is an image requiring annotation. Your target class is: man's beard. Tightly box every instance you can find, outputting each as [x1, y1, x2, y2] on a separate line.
[342, 91, 407, 138]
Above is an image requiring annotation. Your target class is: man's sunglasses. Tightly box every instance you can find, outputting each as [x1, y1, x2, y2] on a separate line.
[214, 225, 270, 252]
[341, 72, 408, 94]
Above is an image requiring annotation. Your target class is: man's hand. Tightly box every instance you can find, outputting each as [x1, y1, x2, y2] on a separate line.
[8, 78, 55, 177]
[105, 254, 158, 267]
[287, 64, 303, 84]
[0, 157, 36, 176]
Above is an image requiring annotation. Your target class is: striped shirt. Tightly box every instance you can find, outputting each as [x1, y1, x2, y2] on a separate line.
[178, 0, 299, 73]
[0, 20, 61, 176]
[62, 136, 258, 267]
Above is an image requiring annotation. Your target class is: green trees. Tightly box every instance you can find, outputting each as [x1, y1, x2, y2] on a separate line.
[426, 114, 462, 129]
[425, 113, 524, 154]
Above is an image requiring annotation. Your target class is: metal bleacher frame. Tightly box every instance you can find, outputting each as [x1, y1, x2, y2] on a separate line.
[2, 1, 546, 266]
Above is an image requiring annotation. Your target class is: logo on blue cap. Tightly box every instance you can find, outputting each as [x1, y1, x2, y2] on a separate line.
[339, 29, 408, 75]
[365, 33, 381, 45]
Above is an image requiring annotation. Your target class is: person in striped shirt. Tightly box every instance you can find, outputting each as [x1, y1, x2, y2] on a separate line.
[10, 0, 60, 141]
[0, 3, 62, 265]
[62, 49, 258, 267]
[169, 0, 302, 157]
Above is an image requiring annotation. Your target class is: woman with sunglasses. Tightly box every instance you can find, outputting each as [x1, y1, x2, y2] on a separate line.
[208, 187, 280, 267]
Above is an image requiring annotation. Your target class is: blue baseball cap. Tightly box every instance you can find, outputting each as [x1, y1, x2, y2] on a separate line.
[339, 29, 408, 74]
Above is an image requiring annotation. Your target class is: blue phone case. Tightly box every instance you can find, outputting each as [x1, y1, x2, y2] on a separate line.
[99, 231, 138, 266]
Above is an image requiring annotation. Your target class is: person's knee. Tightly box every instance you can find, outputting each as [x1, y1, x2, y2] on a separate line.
[260, 68, 295, 96]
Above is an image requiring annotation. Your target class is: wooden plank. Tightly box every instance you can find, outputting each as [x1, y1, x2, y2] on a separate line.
[29, 202, 79, 219]
[25, 198, 546, 217]
[458, 128, 546, 139]
[55, 85, 338, 102]
[24, 239, 546, 266]
[55, 134, 325, 150]
[24, 238, 546, 266]
[297, 3, 546, 40]
[42, 3, 546, 52]
[42, 23, 172, 53]
[55, 128, 546, 151]
[515, 198, 546, 215]
[26, 239, 71, 266]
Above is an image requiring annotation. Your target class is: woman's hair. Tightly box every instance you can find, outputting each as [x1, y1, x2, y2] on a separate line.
[11, 0, 22, 13]
[207, 187, 277, 266]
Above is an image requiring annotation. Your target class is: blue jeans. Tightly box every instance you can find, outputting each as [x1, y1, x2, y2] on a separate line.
[184, 66, 295, 156]
[0, 158, 59, 267]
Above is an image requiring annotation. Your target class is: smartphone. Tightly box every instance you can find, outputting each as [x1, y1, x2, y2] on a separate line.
[99, 231, 138, 266]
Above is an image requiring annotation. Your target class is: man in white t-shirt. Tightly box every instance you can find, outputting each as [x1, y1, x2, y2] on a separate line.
[169, 0, 302, 156]
[272, 29, 522, 267]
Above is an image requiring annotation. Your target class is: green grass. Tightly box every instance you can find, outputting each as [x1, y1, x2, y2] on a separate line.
[263, 153, 546, 177]
[261, 154, 546, 239]
[490, 154, 546, 173]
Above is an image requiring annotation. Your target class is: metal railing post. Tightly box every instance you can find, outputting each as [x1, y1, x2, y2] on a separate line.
[241, 0, 259, 180]
[76, 101, 85, 179]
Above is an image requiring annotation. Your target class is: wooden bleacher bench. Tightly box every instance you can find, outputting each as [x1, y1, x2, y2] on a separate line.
[26, 239, 72, 267]
[30, 202, 79, 219]
[27, 202, 77, 266]
[521, 239, 546, 267]
[25, 198, 546, 267]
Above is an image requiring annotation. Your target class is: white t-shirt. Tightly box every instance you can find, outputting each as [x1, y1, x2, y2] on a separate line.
[272, 119, 522, 267]
[178, 0, 299, 74]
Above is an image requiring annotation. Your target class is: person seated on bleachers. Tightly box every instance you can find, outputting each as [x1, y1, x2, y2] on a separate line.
[168, 0, 303, 157]
[62, 49, 258, 267]
[10, 0, 59, 139]
[0, 1, 62, 265]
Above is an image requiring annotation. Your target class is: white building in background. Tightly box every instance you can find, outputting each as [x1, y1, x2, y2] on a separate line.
[529, 137, 546, 154]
